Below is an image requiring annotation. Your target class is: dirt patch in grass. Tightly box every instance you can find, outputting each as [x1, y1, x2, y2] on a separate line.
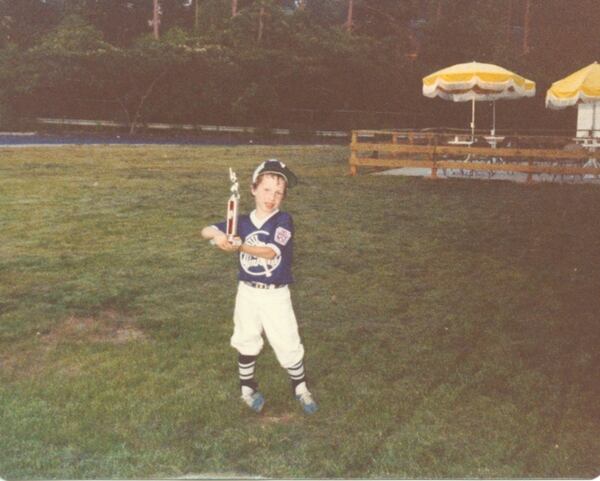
[0, 308, 146, 380]
[42, 308, 146, 345]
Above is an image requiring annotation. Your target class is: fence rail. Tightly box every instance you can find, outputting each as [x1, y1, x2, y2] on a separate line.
[349, 130, 600, 183]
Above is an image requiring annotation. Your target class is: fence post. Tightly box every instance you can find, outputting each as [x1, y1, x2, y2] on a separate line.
[350, 131, 358, 176]
[526, 159, 533, 184]
[430, 135, 438, 179]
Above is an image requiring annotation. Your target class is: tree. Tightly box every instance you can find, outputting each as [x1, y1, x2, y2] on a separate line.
[419, 0, 508, 66]
[94, 37, 192, 133]
[18, 15, 193, 133]
[0, 0, 11, 47]
[302, 0, 348, 28]
[522, 0, 531, 54]
[224, 1, 292, 48]
[1, 0, 597, 132]
[55, 0, 200, 46]
[345, 0, 353, 32]
[1, 0, 61, 47]
[522, 0, 600, 84]
[52, 0, 153, 46]
[0, 44, 23, 126]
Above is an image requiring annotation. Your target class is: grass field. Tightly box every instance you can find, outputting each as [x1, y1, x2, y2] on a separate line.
[1, 144, 599, 479]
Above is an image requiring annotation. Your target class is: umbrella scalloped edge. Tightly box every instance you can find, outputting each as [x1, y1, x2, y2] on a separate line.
[423, 77, 535, 101]
[545, 92, 599, 109]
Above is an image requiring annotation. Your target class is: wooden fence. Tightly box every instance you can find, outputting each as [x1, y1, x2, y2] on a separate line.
[349, 130, 600, 183]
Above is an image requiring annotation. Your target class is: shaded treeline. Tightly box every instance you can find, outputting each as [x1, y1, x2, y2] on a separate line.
[0, 0, 598, 133]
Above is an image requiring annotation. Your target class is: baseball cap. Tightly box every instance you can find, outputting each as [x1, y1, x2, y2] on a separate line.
[252, 159, 298, 188]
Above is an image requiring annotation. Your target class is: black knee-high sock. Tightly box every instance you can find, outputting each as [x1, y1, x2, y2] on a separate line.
[238, 354, 258, 392]
[286, 359, 307, 393]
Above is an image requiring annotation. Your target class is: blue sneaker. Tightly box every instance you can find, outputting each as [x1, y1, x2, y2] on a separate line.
[241, 391, 265, 413]
[295, 390, 318, 414]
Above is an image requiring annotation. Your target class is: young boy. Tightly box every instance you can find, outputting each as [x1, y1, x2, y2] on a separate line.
[201, 159, 318, 415]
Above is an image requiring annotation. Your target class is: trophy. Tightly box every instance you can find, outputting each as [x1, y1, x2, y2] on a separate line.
[226, 168, 242, 246]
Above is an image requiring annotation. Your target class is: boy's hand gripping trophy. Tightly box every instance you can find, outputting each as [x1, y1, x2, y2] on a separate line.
[226, 168, 242, 247]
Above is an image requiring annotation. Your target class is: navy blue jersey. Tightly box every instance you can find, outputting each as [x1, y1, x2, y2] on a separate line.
[214, 210, 294, 285]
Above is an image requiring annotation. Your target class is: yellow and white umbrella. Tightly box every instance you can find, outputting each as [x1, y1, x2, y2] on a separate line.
[423, 61, 536, 140]
[545, 62, 600, 109]
[546, 62, 600, 137]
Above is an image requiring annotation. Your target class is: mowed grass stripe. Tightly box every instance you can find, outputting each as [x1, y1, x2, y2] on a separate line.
[1, 145, 599, 479]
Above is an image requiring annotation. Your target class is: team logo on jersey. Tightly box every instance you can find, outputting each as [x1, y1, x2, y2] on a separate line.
[274, 226, 292, 246]
[240, 230, 281, 277]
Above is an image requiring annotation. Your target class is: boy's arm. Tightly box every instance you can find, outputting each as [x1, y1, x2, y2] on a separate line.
[201, 225, 223, 241]
[201, 226, 276, 258]
[240, 244, 277, 260]
[201, 225, 237, 252]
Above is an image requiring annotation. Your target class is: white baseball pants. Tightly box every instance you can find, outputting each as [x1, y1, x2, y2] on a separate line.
[231, 282, 305, 368]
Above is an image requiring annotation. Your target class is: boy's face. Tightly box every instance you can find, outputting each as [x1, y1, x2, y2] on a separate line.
[252, 174, 286, 216]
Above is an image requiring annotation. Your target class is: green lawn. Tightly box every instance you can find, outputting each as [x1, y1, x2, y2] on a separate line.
[1, 144, 599, 479]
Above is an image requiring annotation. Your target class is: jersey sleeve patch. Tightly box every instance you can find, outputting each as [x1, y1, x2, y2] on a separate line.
[274, 226, 292, 246]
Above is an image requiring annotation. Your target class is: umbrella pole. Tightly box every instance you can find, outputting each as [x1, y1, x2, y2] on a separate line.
[470, 98, 475, 142]
[492, 101, 496, 136]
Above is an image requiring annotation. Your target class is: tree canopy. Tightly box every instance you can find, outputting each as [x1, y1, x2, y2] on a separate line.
[0, 0, 598, 132]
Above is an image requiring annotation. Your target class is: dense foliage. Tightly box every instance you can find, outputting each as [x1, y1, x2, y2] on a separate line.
[0, 0, 598, 132]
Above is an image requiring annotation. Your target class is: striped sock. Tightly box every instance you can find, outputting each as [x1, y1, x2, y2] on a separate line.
[238, 354, 258, 393]
[287, 359, 307, 395]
